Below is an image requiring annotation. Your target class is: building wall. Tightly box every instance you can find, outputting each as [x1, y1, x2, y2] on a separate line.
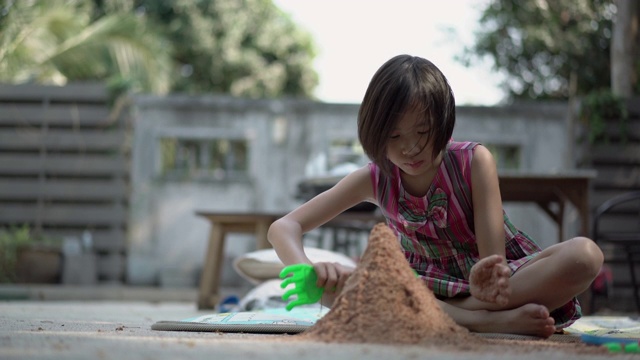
[127, 95, 574, 287]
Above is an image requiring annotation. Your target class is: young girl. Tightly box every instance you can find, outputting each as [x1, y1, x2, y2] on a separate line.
[267, 54, 603, 338]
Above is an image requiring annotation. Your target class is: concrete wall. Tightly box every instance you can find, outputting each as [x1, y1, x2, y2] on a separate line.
[126, 95, 576, 287]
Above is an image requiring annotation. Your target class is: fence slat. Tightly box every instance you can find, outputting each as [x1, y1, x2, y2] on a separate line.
[626, 97, 640, 117]
[0, 129, 126, 151]
[0, 83, 107, 102]
[590, 144, 640, 164]
[0, 154, 129, 176]
[0, 104, 115, 127]
[593, 165, 640, 191]
[43, 229, 127, 252]
[0, 179, 128, 200]
[0, 204, 127, 226]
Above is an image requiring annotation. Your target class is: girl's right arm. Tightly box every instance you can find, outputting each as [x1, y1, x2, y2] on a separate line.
[267, 165, 376, 290]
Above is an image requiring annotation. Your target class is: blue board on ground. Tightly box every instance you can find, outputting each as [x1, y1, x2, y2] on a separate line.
[151, 307, 329, 334]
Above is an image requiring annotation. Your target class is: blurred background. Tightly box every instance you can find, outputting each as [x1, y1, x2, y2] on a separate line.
[0, 0, 638, 313]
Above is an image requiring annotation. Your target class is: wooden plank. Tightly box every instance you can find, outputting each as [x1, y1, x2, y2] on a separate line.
[595, 215, 640, 234]
[0, 129, 127, 151]
[593, 183, 640, 193]
[592, 192, 640, 212]
[590, 144, 640, 164]
[0, 154, 129, 176]
[592, 190, 640, 208]
[626, 97, 640, 117]
[0, 104, 115, 127]
[0, 179, 128, 200]
[0, 204, 127, 226]
[592, 166, 640, 190]
[96, 253, 125, 280]
[600, 122, 640, 141]
[42, 228, 127, 252]
[89, 229, 127, 252]
[0, 83, 107, 103]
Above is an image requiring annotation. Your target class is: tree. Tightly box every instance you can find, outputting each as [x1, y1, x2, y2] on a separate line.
[0, 0, 172, 94]
[0, 0, 319, 98]
[610, 0, 639, 97]
[129, 0, 318, 98]
[460, 0, 617, 100]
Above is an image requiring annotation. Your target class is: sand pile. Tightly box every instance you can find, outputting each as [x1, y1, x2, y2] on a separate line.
[299, 223, 478, 346]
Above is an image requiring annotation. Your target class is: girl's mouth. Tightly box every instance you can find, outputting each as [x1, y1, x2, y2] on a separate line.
[406, 160, 424, 169]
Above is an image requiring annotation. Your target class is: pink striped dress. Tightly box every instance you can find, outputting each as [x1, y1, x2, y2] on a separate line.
[369, 141, 580, 327]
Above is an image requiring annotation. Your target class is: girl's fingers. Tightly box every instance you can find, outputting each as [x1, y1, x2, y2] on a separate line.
[324, 264, 339, 292]
[313, 262, 354, 293]
[313, 262, 353, 293]
[313, 262, 338, 290]
[313, 263, 328, 288]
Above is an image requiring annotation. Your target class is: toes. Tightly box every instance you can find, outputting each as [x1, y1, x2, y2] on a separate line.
[535, 306, 550, 319]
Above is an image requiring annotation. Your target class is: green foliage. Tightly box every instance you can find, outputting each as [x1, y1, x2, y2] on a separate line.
[131, 0, 318, 98]
[460, 0, 615, 100]
[0, 0, 318, 98]
[0, 0, 172, 93]
[580, 89, 628, 144]
[0, 225, 35, 283]
[0, 225, 62, 283]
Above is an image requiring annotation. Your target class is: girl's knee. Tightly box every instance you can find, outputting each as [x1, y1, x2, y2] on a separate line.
[564, 237, 603, 278]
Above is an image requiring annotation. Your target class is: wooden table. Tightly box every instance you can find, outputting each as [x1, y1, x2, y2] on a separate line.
[498, 170, 597, 243]
[196, 170, 596, 310]
[498, 170, 597, 315]
[195, 211, 383, 309]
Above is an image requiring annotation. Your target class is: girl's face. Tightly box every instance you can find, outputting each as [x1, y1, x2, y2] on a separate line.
[386, 108, 440, 177]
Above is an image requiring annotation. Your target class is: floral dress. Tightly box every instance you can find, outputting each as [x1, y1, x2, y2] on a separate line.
[369, 141, 580, 327]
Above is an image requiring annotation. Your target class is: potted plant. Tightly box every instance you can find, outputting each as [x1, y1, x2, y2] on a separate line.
[0, 225, 62, 284]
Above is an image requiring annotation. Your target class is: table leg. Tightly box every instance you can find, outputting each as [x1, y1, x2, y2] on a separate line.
[197, 223, 225, 310]
[560, 183, 590, 237]
[535, 200, 564, 243]
[557, 200, 565, 242]
[577, 186, 591, 237]
[255, 220, 271, 250]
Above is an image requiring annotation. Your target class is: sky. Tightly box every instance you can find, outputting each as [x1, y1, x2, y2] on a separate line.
[273, 0, 506, 106]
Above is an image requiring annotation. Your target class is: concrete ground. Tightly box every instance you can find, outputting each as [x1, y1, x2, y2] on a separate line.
[0, 285, 634, 360]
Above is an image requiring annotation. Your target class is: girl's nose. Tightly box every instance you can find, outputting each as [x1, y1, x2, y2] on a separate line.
[402, 140, 420, 156]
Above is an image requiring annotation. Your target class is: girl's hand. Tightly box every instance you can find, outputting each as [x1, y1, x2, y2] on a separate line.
[312, 261, 354, 296]
[469, 254, 511, 306]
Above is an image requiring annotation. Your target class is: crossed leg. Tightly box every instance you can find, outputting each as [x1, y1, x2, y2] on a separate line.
[438, 301, 557, 337]
[439, 237, 603, 337]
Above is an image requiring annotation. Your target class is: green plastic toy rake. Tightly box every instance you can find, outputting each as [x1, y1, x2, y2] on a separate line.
[279, 264, 324, 311]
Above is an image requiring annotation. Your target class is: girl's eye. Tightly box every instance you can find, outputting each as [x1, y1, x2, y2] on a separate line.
[418, 131, 429, 135]
[390, 134, 400, 139]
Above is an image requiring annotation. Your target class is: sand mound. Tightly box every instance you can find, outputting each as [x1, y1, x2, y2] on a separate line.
[300, 223, 478, 346]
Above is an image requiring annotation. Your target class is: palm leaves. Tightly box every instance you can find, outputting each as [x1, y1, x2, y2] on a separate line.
[0, 0, 318, 97]
[0, 0, 171, 94]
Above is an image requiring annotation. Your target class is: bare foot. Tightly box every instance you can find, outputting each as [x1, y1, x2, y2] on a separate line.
[469, 255, 511, 306]
[467, 303, 556, 338]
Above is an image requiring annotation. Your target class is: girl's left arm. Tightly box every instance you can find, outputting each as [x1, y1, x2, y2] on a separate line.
[470, 145, 507, 260]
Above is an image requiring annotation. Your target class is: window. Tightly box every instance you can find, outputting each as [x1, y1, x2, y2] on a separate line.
[485, 144, 521, 170]
[159, 137, 249, 181]
[327, 139, 366, 171]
